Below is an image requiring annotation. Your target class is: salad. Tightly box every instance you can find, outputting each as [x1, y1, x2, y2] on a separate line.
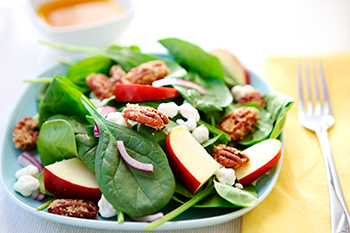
[10, 38, 293, 230]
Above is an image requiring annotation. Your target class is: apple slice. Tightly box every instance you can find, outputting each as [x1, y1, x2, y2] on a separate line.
[166, 125, 220, 194]
[210, 49, 250, 85]
[235, 139, 282, 186]
[44, 158, 101, 203]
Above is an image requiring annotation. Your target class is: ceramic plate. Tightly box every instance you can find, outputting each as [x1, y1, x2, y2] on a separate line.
[0, 57, 283, 230]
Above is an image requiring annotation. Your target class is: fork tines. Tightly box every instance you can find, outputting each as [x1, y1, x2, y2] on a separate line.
[298, 59, 332, 115]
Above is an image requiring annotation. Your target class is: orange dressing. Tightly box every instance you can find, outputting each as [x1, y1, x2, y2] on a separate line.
[37, 0, 124, 27]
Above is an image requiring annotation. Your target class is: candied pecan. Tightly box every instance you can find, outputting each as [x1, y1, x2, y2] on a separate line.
[86, 73, 114, 100]
[121, 104, 169, 130]
[238, 90, 266, 108]
[109, 64, 126, 84]
[13, 117, 39, 150]
[217, 107, 259, 141]
[123, 60, 170, 84]
[212, 144, 250, 168]
[48, 199, 98, 219]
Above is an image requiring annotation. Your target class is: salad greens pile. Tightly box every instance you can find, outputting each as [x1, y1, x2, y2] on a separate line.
[28, 38, 293, 229]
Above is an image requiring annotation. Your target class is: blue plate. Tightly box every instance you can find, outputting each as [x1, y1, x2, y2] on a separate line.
[0, 57, 283, 230]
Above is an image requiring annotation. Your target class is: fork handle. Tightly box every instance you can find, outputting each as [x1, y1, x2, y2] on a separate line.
[316, 127, 350, 233]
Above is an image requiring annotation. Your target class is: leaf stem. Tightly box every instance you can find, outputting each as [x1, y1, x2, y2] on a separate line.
[36, 197, 56, 211]
[144, 185, 215, 230]
[39, 40, 104, 54]
[118, 210, 124, 223]
[24, 78, 53, 84]
[55, 55, 77, 66]
[198, 120, 231, 141]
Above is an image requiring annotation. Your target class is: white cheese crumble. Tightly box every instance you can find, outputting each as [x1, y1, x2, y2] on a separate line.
[98, 195, 118, 218]
[176, 118, 197, 131]
[106, 112, 132, 128]
[14, 175, 40, 196]
[215, 167, 236, 186]
[231, 84, 254, 101]
[15, 165, 39, 179]
[179, 102, 200, 122]
[192, 124, 209, 144]
[157, 102, 179, 118]
[235, 183, 243, 189]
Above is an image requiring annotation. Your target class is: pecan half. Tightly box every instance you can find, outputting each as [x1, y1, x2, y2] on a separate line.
[13, 117, 39, 150]
[109, 64, 126, 84]
[123, 60, 170, 85]
[48, 199, 98, 219]
[238, 90, 266, 108]
[121, 104, 169, 130]
[212, 144, 250, 168]
[217, 107, 259, 141]
[86, 73, 114, 100]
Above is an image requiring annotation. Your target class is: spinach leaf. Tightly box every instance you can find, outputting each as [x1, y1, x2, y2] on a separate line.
[47, 115, 98, 173]
[264, 92, 294, 139]
[36, 119, 78, 166]
[137, 120, 178, 149]
[81, 96, 175, 218]
[159, 38, 225, 80]
[213, 181, 258, 207]
[66, 56, 115, 87]
[238, 107, 274, 145]
[39, 76, 91, 126]
[107, 44, 141, 53]
[175, 71, 232, 111]
[104, 50, 187, 79]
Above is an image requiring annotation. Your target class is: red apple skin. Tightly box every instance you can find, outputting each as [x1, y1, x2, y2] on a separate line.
[210, 49, 250, 85]
[44, 167, 102, 203]
[235, 140, 282, 186]
[165, 130, 202, 194]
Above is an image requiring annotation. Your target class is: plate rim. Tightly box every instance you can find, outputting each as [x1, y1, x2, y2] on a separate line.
[0, 55, 283, 230]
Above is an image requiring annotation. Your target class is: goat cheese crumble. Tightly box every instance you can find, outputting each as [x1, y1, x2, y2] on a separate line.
[98, 194, 118, 218]
[179, 102, 200, 121]
[14, 175, 40, 196]
[192, 124, 209, 144]
[215, 167, 236, 186]
[157, 102, 179, 118]
[15, 165, 39, 179]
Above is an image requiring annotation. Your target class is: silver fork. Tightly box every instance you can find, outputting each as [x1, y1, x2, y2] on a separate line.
[298, 60, 350, 233]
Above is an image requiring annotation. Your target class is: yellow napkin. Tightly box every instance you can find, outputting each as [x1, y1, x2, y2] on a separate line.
[242, 54, 350, 233]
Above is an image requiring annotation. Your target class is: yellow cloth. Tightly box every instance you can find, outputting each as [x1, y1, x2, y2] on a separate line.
[242, 55, 350, 233]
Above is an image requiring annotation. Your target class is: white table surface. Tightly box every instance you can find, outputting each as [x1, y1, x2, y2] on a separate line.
[1, 0, 350, 232]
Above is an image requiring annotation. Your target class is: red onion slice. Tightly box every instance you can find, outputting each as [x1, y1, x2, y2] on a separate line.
[94, 122, 100, 137]
[116, 141, 153, 172]
[17, 151, 43, 173]
[94, 106, 116, 137]
[97, 106, 116, 117]
[152, 79, 206, 94]
[30, 190, 46, 202]
[129, 212, 164, 222]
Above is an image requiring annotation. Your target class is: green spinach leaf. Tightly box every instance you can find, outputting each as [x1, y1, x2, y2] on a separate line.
[66, 56, 115, 86]
[159, 38, 225, 80]
[213, 181, 258, 207]
[39, 76, 91, 126]
[81, 96, 175, 218]
[174, 70, 232, 111]
[264, 92, 294, 139]
[37, 119, 78, 166]
[238, 108, 274, 145]
[47, 115, 98, 173]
